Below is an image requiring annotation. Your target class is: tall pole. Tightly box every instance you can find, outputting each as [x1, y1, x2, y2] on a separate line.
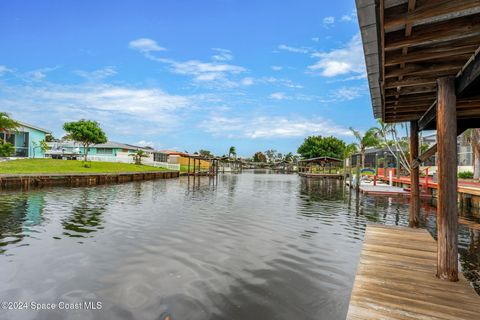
[410, 121, 420, 227]
[436, 76, 458, 281]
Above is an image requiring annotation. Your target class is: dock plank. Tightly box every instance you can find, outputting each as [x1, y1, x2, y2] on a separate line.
[346, 225, 480, 320]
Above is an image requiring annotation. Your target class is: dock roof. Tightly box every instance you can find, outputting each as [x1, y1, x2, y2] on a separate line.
[356, 0, 480, 129]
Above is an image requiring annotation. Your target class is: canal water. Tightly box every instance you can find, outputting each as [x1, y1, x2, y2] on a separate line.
[0, 172, 479, 320]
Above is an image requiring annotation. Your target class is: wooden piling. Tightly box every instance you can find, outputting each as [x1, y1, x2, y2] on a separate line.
[409, 120, 420, 227]
[436, 76, 458, 281]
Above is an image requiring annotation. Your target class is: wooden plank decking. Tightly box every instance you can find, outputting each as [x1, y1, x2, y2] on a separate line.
[347, 225, 480, 320]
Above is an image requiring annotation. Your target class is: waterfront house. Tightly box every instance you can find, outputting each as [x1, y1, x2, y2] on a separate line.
[46, 140, 169, 163]
[0, 121, 51, 158]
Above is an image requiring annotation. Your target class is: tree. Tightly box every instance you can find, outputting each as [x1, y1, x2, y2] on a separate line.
[373, 120, 412, 174]
[343, 143, 358, 158]
[129, 149, 149, 165]
[45, 134, 55, 142]
[228, 146, 236, 159]
[463, 129, 480, 179]
[253, 151, 267, 163]
[199, 149, 214, 158]
[264, 149, 277, 163]
[0, 112, 19, 143]
[349, 127, 379, 168]
[297, 136, 346, 160]
[32, 139, 49, 158]
[63, 120, 107, 162]
[284, 152, 294, 163]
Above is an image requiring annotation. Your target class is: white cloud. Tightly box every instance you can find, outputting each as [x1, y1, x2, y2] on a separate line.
[341, 10, 357, 22]
[200, 115, 352, 139]
[323, 16, 335, 27]
[308, 33, 366, 78]
[129, 38, 166, 53]
[0, 82, 191, 136]
[278, 44, 309, 54]
[271, 66, 283, 71]
[270, 92, 286, 100]
[136, 140, 155, 148]
[263, 77, 303, 89]
[75, 66, 117, 80]
[0, 65, 13, 76]
[240, 77, 254, 86]
[311, 37, 320, 42]
[333, 86, 367, 101]
[22, 67, 57, 82]
[211, 48, 233, 61]
[130, 39, 247, 87]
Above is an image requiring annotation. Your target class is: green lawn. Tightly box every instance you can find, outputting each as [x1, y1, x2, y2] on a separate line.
[0, 159, 168, 174]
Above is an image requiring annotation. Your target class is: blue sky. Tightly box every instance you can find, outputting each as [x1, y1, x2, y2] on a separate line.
[0, 0, 376, 157]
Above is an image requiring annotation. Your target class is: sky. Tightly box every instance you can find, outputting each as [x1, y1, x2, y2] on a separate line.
[0, 0, 377, 157]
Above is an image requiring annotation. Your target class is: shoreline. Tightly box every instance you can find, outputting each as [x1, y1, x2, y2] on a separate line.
[0, 170, 180, 189]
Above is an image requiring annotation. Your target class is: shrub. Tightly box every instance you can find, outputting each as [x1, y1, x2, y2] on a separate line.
[0, 142, 14, 157]
[458, 171, 474, 179]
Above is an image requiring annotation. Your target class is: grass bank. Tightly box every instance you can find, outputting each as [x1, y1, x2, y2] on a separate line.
[0, 159, 168, 174]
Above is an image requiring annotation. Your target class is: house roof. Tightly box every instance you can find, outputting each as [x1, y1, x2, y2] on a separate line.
[299, 156, 342, 164]
[158, 150, 191, 157]
[47, 140, 162, 152]
[17, 121, 51, 134]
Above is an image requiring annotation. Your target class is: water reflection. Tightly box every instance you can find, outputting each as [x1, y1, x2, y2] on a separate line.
[0, 192, 45, 253]
[61, 188, 107, 238]
[0, 173, 479, 320]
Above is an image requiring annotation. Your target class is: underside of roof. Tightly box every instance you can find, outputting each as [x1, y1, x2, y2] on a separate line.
[356, 0, 480, 127]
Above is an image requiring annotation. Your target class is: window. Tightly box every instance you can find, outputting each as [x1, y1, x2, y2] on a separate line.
[154, 153, 168, 162]
[96, 148, 113, 155]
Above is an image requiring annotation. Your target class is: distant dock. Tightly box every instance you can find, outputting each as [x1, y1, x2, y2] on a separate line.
[298, 172, 343, 179]
[347, 225, 480, 319]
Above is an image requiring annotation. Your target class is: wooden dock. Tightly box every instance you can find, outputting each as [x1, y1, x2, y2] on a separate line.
[298, 172, 343, 179]
[347, 225, 479, 320]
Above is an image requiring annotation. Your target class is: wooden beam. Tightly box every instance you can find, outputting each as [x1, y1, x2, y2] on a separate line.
[384, 0, 480, 30]
[385, 62, 465, 78]
[413, 143, 437, 169]
[409, 121, 420, 228]
[385, 14, 480, 51]
[385, 76, 438, 89]
[385, 85, 436, 97]
[385, 45, 478, 66]
[418, 101, 437, 130]
[456, 49, 480, 96]
[436, 76, 458, 282]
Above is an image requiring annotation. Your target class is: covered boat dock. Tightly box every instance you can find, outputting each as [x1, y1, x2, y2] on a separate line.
[349, 0, 480, 317]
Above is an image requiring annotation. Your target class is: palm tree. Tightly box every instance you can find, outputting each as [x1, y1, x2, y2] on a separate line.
[343, 143, 358, 159]
[372, 120, 411, 174]
[0, 112, 19, 143]
[350, 127, 379, 168]
[462, 129, 480, 179]
[228, 146, 236, 159]
[129, 150, 149, 165]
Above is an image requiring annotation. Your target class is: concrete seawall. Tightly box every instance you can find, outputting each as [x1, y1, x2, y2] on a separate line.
[0, 170, 179, 189]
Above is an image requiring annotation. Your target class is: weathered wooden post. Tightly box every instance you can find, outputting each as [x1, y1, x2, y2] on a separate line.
[410, 121, 420, 227]
[349, 156, 353, 188]
[436, 76, 458, 281]
[355, 156, 361, 192]
[193, 158, 196, 176]
[188, 157, 191, 175]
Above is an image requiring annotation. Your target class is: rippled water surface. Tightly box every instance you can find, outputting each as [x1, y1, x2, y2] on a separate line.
[0, 172, 479, 320]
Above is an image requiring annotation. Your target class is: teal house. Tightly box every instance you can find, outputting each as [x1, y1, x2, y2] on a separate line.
[0, 121, 51, 158]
